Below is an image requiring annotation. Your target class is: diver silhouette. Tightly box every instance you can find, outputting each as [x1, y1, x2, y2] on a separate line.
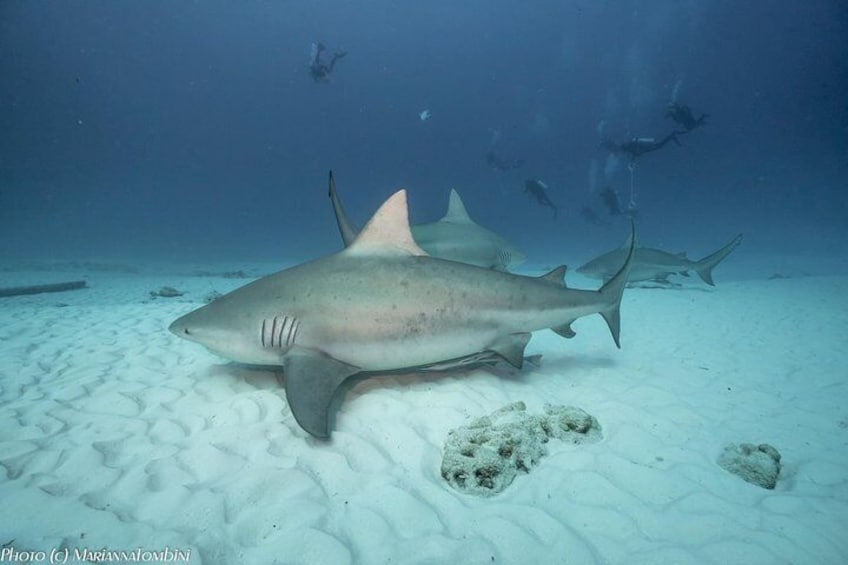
[309, 42, 348, 83]
[600, 131, 682, 163]
[666, 102, 708, 132]
[600, 186, 638, 218]
[523, 179, 559, 219]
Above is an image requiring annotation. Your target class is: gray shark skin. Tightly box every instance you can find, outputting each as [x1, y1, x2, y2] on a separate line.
[329, 171, 526, 271]
[577, 234, 742, 285]
[170, 188, 634, 438]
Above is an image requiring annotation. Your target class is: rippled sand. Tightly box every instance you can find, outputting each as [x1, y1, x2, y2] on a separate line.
[1, 265, 846, 564]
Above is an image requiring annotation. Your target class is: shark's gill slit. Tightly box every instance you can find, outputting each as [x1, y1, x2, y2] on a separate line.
[288, 318, 299, 347]
[276, 316, 288, 348]
[260, 315, 298, 349]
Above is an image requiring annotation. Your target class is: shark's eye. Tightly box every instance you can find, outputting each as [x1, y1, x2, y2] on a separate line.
[183, 328, 191, 336]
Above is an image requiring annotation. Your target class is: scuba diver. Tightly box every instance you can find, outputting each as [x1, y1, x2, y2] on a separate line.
[600, 186, 637, 218]
[666, 102, 708, 132]
[523, 179, 559, 219]
[600, 131, 682, 163]
[309, 42, 348, 83]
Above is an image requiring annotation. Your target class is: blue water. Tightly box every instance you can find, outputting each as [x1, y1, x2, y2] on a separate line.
[1, 1, 846, 270]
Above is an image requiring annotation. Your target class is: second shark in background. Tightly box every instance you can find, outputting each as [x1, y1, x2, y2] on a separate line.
[329, 171, 526, 271]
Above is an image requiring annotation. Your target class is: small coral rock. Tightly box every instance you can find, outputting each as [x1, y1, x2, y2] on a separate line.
[150, 286, 184, 298]
[717, 442, 782, 489]
[441, 402, 547, 496]
[541, 404, 602, 443]
[441, 402, 602, 496]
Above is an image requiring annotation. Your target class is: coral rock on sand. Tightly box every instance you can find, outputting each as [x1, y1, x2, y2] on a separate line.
[150, 286, 184, 298]
[717, 442, 782, 489]
[441, 402, 602, 496]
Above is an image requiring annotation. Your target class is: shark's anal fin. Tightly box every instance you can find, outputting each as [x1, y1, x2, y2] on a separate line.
[283, 349, 360, 438]
[487, 333, 532, 368]
[551, 323, 577, 339]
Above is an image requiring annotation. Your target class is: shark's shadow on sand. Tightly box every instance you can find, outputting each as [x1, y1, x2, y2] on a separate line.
[210, 348, 620, 436]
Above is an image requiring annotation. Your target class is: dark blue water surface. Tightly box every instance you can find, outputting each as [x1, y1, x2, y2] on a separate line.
[1, 1, 846, 269]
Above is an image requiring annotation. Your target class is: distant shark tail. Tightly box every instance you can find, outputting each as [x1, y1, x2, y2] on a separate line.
[597, 221, 636, 348]
[693, 234, 743, 286]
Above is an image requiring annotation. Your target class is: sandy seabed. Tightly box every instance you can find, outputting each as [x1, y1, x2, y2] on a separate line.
[1, 261, 846, 564]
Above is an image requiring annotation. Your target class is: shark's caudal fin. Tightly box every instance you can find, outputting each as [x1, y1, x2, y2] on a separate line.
[550, 224, 634, 345]
[597, 221, 636, 348]
[328, 170, 359, 247]
[693, 234, 743, 286]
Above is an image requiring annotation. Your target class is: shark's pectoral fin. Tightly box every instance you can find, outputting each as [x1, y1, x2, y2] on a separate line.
[487, 333, 531, 368]
[551, 322, 577, 339]
[283, 349, 360, 439]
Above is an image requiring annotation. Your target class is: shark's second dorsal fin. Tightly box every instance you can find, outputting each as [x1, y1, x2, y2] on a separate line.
[347, 190, 428, 256]
[441, 189, 474, 224]
[538, 265, 568, 287]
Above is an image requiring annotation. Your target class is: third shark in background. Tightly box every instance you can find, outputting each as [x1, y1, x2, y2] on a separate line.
[577, 233, 743, 285]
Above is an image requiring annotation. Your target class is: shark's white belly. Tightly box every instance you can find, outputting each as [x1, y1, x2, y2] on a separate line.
[316, 326, 502, 371]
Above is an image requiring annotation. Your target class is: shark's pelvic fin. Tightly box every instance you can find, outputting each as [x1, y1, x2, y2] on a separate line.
[284, 349, 360, 438]
[487, 332, 532, 368]
[441, 189, 474, 224]
[346, 190, 428, 257]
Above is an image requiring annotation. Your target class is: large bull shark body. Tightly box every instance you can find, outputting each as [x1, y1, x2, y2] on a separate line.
[329, 172, 525, 271]
[170, 186, 634, 438]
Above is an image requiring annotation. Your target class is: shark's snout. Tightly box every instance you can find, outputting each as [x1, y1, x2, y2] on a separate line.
[168, 316, 194, 340]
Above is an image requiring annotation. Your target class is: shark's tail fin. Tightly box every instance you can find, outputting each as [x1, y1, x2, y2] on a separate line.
[693, 234, 743, 286]
[597, 221, 636, 348]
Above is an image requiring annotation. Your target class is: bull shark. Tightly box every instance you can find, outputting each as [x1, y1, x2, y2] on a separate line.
[170, 184, 635, 438]
[577, 233, 742, 285]
[329, 171, 525, 271]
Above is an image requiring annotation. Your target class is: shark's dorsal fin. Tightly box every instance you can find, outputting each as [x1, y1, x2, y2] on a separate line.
[346, 190, 428, 256]
[441, 189, 474, 224]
